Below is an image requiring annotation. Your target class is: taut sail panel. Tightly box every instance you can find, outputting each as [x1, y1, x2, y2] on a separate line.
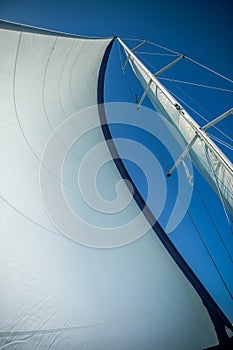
[0, 21, 231, 349]
[118, 38, 233, 218]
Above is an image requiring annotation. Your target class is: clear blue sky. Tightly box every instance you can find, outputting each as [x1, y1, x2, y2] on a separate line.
[1, 0, 232, 322]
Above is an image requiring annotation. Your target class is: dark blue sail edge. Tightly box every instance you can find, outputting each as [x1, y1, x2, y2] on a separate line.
[97, 37, 233, 347]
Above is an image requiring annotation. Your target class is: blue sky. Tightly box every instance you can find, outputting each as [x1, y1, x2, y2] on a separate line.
[1, 0, 232, 323]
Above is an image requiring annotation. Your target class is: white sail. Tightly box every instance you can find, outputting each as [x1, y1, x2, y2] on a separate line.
[0, 21, 230, 349]
[118, 38, 233, 218]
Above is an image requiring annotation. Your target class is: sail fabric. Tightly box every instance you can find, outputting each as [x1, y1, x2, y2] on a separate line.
[124, 46, 233, 218]
[0, 21, 224, 349]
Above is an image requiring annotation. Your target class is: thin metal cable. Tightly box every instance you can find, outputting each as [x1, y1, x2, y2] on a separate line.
[168, 171, 233, 299]
[123, 37, 233, 84]
[137, 53, 233, 142]
[159, 77, 233, 93]
[122, 38, 144, 42]
[169, 89, 233, 143]
[194, 184, 233, 263]
[136, 52, 233, 143]
[208, 134, 233, 151]
[146, 40, 181, 55]
[135, 53, 216, 120]
[186, 56, 233, 84]
[135, 51, 179, 57]
[117, 41, 140, 102]
[136, 53, 159, 73]
[134, 52, 233, 145]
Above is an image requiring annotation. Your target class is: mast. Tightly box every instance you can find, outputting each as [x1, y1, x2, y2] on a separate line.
[117, 37, 233, 218]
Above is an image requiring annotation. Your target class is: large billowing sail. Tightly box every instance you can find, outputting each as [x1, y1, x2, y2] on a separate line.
[0, 21, 231, 349]
[119, 38, 233, 219]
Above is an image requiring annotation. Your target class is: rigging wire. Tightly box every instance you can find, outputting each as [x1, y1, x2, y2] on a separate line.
[136, 43, 233, 231]
[186, 56, 233, 85]
[146, 40, 181, 56]
[123, 36, 233, 143]
[136, 52, 233, 143]
[135, 51, 179, 57]
[158, 77, 233, 94]
[168, 171, 233, 299]
[117, 40, 233, 299]
[194, 184, 233, 263]
[168, 89, 233, 143]
[123, 37, 233, 84]
[208, 134, 233, 151]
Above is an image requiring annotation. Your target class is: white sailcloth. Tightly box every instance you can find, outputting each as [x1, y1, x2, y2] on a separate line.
[0, 21, 225, 349]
